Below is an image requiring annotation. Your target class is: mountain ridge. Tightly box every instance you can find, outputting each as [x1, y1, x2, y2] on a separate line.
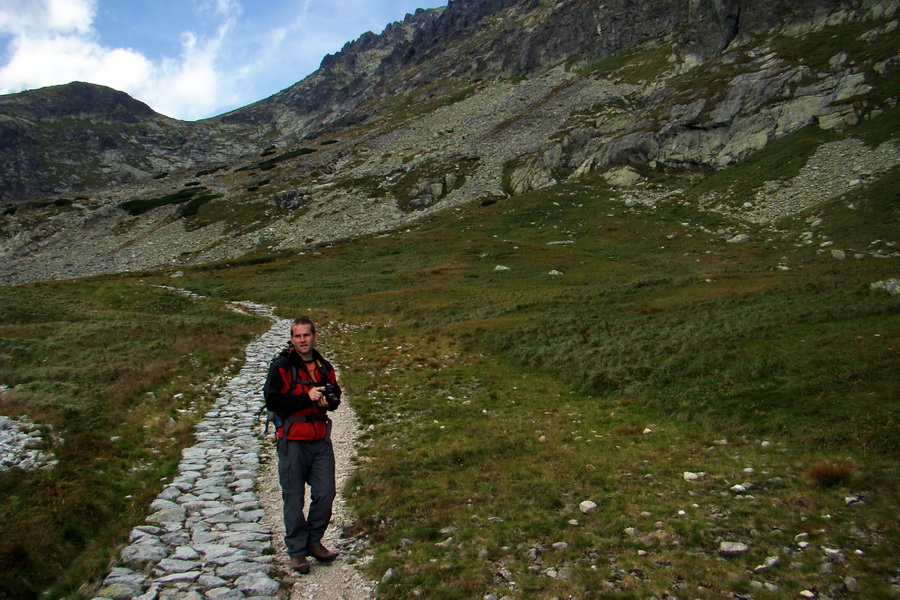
[0, 0, 897, 285]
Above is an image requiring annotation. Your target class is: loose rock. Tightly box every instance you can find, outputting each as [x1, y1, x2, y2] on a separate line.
[718, 541, 750, 556]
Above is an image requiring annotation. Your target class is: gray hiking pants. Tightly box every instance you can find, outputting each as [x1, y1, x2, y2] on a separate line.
[277, 431, 336, 557]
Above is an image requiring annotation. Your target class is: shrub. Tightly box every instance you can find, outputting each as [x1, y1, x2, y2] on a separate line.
[120, 187, 204, 216]
[195, 165, 225, 177]
[258, 147, 316, 171]
[179, 193, 223, 218]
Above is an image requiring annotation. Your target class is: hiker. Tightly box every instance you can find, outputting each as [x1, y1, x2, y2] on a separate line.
[263, 317, 342, 574]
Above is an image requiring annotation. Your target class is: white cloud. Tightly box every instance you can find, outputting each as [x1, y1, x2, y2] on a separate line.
[0, 0, 238, 120]
[141, 22, 241, 120]
[0, 0, 94, 36]
[45, 0, 95, 33]
[210, 0, 242, 18]
[0, 33, 153, 93]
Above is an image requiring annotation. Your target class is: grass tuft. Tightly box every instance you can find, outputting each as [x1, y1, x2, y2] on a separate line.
[805, 459, 857, 487]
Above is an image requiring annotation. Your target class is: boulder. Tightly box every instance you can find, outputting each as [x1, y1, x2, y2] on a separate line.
[604, 166, 642, 187]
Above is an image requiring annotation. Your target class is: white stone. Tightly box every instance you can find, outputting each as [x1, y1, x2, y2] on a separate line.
[718, 541, 750, 556]
[727, 233, 752, 244]
[754, 556, 780, 572]
[381, 568, 398, 584]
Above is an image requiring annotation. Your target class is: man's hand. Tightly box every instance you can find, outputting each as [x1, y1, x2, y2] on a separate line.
[310, 387, 329, 407]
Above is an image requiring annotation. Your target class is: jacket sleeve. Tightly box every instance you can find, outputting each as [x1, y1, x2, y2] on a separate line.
[263, 359, 314, 414]
[325, 364, 342, 411]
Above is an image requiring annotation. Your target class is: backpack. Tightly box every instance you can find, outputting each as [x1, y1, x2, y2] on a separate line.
[260, 344, 289, 437]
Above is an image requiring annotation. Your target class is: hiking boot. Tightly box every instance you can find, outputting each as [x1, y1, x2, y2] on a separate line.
[307, 544, 338, 563]
[289, 555, 310, 574]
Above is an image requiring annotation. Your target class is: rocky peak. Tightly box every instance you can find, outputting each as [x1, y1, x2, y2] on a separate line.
[0, 83, 261, 205]
[0, 81, 159, 123]
[225, 0, 858, 141]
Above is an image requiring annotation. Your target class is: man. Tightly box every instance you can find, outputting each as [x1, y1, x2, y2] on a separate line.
[263, 317, 342, 574]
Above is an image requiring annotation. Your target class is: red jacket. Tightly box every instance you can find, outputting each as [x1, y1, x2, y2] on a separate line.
[263, 346, 341, 441]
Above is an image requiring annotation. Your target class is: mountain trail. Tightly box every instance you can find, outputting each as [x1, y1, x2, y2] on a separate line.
[257, 367, 377, 600]
[236, 300, 378, 599]
[90, 295, 377, 599]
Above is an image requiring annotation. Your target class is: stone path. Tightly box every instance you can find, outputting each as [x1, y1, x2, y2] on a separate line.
[92, 299, 375, 600]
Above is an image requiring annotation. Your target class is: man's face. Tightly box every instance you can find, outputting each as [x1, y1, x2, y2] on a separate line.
[291, 323, 317, 357]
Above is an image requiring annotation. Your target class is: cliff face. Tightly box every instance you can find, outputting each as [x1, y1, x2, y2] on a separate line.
[0, 0, 897, 284]
[222, 0, 854, 139]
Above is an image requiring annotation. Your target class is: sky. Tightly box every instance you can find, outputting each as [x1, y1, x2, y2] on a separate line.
[0, 0, 447, 121]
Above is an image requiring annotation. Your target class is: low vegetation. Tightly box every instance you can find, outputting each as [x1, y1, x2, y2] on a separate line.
[178, 192, 224, 218]
[185, 165, 899, 597]
[116, 185, 225, 221]
[0, 281, 268, 599]
[234, 146, 317, 173]
[1, 142, 897, 599]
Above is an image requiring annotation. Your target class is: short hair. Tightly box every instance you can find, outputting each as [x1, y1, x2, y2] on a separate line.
[291, 317, 316, 335]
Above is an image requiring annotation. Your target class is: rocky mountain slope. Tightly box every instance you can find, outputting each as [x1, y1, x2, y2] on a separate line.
[0, 0, 897, 285]
[0, 82, 263, 204]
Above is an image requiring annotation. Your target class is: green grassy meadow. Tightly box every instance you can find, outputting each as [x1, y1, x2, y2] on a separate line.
[0, 156, 898, 598]
[0, 282, 269, 598]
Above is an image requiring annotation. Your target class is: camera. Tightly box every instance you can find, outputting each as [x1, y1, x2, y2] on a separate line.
[321, 383, 340, 410]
